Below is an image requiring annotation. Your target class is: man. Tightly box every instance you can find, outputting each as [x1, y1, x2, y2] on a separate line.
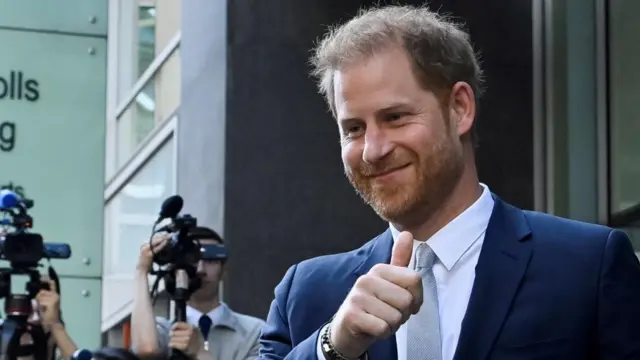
[7, 277, 78, 360]
[259, 5, 640, 360]
[1, 229, 77, 360]
[132, 226, 265, 360]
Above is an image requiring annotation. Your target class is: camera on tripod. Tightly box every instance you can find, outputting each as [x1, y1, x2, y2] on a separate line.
[0, 189, 72, 360]
[148, 195, 228, 360]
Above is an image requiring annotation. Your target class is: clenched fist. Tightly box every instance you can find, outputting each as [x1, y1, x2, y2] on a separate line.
[137, 234, 170, 273]
[169, 322, 203, 357]
[35, 280, 61, 327]
[330, 231, 422, 358]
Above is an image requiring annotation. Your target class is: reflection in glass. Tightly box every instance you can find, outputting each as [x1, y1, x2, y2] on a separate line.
[138, 6, 156, 78]
[104, 135, 175, 276]
[609, 1, 640, 213]
[115, 3, 157, 103]
[116, 50, 180, 168]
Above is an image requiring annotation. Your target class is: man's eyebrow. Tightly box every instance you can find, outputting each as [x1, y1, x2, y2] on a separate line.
[337, 102, 413, 124]
[375, 103, 412, 115]
[338, 116, 361, 125]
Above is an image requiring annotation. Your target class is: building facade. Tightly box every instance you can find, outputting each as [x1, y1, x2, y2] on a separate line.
[100, 0, 640, 345]
[101, 0, 179, 344]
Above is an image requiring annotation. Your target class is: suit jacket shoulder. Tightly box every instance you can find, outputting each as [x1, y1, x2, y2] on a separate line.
[295, 233, 383, 285]
[521, 209, 623, 265]
[523, 209, 614, 242]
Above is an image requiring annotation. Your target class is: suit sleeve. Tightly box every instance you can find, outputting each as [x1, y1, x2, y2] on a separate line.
[597, 229, 640, 359]
[258, 264, 321, 360]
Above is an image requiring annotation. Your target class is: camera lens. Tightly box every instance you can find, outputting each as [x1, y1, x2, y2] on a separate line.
[6, 294, 32, 317]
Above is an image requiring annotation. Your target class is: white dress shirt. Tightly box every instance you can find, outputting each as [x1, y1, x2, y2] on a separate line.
[186, 303, 226, 327]
[317, 183, 494, 360]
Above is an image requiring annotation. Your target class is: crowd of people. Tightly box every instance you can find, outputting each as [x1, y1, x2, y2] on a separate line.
[7, 225, 263, 360]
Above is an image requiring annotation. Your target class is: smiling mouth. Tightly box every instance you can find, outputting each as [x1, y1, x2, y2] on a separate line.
[369, 164, 411, 178]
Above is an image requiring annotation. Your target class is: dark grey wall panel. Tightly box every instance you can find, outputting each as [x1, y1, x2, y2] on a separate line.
[178, 0, 227, 233]
[224, 1, 384, 318]
[422, 0, 535, 210]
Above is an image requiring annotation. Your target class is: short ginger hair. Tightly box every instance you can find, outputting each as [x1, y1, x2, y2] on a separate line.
[310, 5, 485, 143]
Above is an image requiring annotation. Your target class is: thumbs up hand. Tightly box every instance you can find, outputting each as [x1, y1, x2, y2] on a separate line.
[329, 232, 423, 359]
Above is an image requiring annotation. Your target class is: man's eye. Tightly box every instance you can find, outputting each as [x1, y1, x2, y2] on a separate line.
[388, 113, 405, 121]
[345, 125, 363, 136]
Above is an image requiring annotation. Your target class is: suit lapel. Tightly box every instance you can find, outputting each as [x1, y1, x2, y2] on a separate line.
[453, 196, 533, 360]
[353, 230, 398, 360]
[353, 229, 394, 276]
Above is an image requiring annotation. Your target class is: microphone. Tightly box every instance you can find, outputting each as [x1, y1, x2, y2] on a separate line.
[69, 349, 93, 360]
[44, 242, 73, 259]
[155, 195, 184, 224]
[0, 189, 19, 209]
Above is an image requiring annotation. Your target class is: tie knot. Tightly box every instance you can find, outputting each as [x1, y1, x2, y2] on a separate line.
[414, 243, 437, 270]
[198, 315, 212, 338]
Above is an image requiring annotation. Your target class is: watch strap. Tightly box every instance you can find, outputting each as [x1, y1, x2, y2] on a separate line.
[320, 322, 367, 360]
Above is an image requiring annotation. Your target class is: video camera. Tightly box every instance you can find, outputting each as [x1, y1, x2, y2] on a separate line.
[150, 195, 228, 266]
[0, 189, 72, 360]
[147, 195, 228, 360]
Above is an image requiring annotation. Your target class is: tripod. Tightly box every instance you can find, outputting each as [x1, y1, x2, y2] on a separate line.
[1, 303, 48, 360]
[0, 269, 50, 360]
[163, 263, 201, 360]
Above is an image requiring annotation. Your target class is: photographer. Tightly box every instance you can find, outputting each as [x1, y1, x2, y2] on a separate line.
[0, 190, 75, 360]
[131, 227, 265, 360]
[6, 277, 78, 360]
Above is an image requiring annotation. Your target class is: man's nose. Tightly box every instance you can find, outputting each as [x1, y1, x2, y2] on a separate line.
[362, 127, 393, 164]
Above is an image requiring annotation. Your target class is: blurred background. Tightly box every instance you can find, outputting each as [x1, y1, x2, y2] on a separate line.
[0, 0, 638, 352]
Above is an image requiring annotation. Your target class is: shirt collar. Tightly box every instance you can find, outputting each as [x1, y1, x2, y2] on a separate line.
[389, 183, 494, 271]
[186, 303, 237, 331]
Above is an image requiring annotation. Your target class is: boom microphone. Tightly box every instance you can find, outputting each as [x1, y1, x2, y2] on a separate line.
[156, 195, 184, 224]
[0, 190, 19, 210]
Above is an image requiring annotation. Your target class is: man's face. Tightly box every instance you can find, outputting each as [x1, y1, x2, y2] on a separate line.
[192, 239, 223, 300]
[334, 46, 468, 224]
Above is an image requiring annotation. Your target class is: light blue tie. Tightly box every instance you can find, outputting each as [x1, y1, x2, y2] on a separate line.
[407, 242, 442, 359]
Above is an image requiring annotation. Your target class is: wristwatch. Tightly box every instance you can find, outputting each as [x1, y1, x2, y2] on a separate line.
[320, 322, 367, 360]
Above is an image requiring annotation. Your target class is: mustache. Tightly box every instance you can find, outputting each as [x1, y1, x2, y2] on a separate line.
[352, 157, 412, 177]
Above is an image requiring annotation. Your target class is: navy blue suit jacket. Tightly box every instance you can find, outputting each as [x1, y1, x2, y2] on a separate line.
[259, 196, 640, 359]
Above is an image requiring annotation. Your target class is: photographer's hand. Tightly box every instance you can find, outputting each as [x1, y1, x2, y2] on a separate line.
[36, 280, 78, 360]
[36, 280, 60, 326]
[137, 234, 170, 273]
[169, 322, 203, 358]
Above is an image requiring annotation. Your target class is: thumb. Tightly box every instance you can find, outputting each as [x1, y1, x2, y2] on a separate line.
[390, 231, 414, 267]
